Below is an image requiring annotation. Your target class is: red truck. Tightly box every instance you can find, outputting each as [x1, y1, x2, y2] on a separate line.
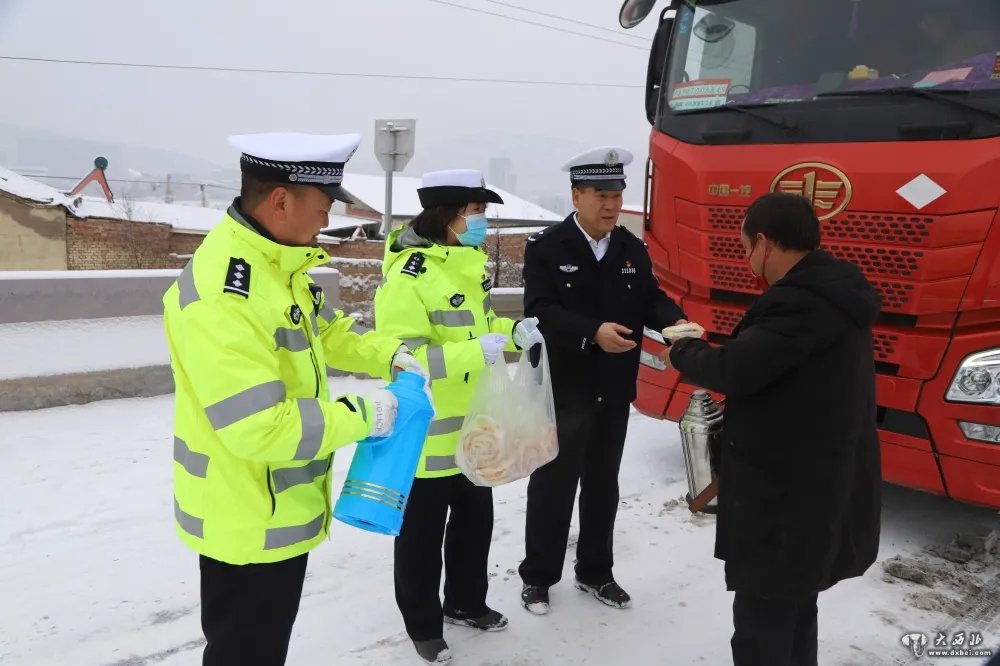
[619, 0, 1000, 509]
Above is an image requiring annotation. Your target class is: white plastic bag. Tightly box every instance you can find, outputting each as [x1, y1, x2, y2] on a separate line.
[456, 342, 559, 487]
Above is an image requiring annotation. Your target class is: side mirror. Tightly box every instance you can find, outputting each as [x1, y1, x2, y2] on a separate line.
[645, 11, 675, 124]
[619, 0, 658, 29]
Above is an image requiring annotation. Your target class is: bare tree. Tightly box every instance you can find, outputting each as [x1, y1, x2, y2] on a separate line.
[112, 185, 150, 270]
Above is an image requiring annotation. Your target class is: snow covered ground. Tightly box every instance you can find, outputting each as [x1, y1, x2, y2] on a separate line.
[1, 378, 997, 665]
[0, 316, 168, 380]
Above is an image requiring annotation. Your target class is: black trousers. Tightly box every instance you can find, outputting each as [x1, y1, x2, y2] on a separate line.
[519, 399, 630, 588]
[731, 591, 819, 666]
[394, 474, 494, 641]
[200, 553, 308, 666]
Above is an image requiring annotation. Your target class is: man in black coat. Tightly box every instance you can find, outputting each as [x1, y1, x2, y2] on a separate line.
[667, 192, 883, 666]
[518, 146, 687, 614]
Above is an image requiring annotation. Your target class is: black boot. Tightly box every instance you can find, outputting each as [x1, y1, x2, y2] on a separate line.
[412, 638, 452, 664]
[443, 608, 509, 632]
[520, 584, 550, 615]
[574, 578, 631, 609]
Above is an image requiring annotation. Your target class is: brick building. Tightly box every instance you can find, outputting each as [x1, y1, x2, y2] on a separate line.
[1, 166, 546, 323]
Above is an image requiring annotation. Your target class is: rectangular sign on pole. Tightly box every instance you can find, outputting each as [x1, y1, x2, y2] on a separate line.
[375, 119, 416, 237]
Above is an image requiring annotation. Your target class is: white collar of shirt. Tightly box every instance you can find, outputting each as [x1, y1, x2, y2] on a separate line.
[573, 213, 611, 261]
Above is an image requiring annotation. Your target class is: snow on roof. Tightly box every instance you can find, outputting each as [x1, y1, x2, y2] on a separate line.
[0, 165, 367, 235]
[0, 165, 72, 206]
[341, 173, 562, 223]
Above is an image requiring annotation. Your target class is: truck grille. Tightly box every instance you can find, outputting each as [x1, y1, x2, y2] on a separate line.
[670, 202, 997, 380]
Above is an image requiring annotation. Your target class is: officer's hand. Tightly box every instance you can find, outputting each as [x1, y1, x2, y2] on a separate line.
[595, 322, 637, 353]
[479, 334, 509, 366]
[513, 317, 545, 350]
[364, 389, 398, 438]
[392, 348, 428, 381]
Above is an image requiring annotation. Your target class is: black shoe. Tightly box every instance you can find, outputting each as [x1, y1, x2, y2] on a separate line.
[413, 638, 452, 664]
[574, 578, 632, 609]
[520, 584, 550, 615]
[444, 607, 509, 632]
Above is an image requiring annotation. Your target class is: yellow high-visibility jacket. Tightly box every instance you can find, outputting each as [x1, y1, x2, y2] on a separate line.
[374, 226, 518, 478]
[163, 204, 402, 565]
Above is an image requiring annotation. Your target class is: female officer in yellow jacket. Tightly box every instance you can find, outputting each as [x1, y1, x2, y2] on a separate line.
[374, 169, 544, 665]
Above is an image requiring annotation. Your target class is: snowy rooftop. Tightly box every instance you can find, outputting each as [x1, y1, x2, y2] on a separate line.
[342, 173, 562, 223]
[0, 165, 370, 236]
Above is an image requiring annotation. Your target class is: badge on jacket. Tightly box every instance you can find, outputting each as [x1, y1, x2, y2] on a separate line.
[223, 257, 251, 298]
[450, 293, 465, 307]
[559, 265, 578, 273]
[622, 260, 636, 275]
[308, 284, 323, 314]
[401, 252, 426, 277]
[289, 304, 303, 325]
[481, 278, 493, 292]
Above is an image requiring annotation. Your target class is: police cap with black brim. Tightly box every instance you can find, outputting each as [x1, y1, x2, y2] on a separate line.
[416, 169, 505, 208]
[228, 132, 361, 204]
[562, 146, 634, 192]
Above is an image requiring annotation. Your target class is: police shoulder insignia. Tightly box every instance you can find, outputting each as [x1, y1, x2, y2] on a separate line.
[289, 304, 303, 326]
[401, 252, 426, 277]
[528, 230, 546, 243]
[450, 293, 465, 307]
[481, 278, 493, 292]
[308, 283, 323, 314]
[223, 257, 251, 298]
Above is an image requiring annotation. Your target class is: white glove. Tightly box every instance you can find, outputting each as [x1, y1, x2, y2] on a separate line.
[479, 333, 509, 366]
[364, 389, 398, 438]
[661, 321, 706, 345]
[513, 317, 545, 350]
[392, 348, 428, 380]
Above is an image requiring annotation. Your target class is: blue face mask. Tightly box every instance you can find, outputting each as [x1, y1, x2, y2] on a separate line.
[453, 213, 488, 247]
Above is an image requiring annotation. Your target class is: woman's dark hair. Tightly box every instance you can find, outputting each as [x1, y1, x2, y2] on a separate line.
[742, 192, 821, 252]
[409, 204, 465, 244]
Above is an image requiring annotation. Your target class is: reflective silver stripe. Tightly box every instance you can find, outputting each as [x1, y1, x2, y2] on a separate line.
[348, 321, 371, 335]
[483, 296, 492, 315]
[310, 311, 319, 337]
[271, 459, 328, 493]
[294, 399, 325, 460]
[358, 397, 368, 425]
[264, 513, 324, 549]
[275, 327, 310, 352]
[178, 260, 200, 309]
[174, 499, 204, 538]
[429, 310, 475, 327]
[318, 302, 338, 323]
[173, 436, 209, 478]
[425, 455, 457, 471]
[205, 380, 286, 430]
[427, 346, 447, 380]
[428, 416, 464, 436]
[402, 337, 430, 350]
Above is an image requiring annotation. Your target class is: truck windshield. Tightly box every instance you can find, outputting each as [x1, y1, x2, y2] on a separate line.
[663, 0, 1000, 114]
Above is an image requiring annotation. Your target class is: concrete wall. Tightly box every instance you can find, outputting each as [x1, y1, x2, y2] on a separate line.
[0, 269, 342, 411]
[0, 191, 67, 270]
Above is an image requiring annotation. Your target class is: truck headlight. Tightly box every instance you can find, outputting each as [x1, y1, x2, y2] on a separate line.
[947, 349, 1000, 405]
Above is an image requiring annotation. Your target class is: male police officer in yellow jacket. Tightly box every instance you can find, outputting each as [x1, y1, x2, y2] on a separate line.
[162, 132, 426, 666]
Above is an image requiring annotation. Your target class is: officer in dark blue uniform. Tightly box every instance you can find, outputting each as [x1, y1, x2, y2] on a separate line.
[518, 146, 688, 614]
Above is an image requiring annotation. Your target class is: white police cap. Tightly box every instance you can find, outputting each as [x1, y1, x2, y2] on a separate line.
[227, 131, 361, 203]
[417, 168, 504, 208]
[562, 146, 634, 191]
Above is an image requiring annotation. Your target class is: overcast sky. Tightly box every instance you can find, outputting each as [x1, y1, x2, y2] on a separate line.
[0, 0, 662, 201]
